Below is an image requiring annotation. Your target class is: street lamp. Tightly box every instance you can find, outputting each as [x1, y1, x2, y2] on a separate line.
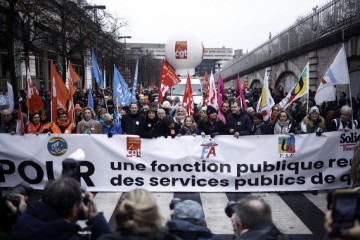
[118, 36, 132, 83]
[84, 5, 106, 52]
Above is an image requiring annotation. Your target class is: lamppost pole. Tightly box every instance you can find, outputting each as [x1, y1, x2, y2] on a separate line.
[84, 5, 106, 88]
[118, 36, 132, 83]
[84, 5, 106, 53]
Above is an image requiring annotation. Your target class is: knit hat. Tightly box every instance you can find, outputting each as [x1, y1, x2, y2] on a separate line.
[173, 200, 205, 225]
[57, 108, 66, 117]
[206, 105, 217, 116]
[162, 101, 171, 109]
[74, 104, 82, 111]
[309, 106, 320, 115]
[148, 104, 158, 113]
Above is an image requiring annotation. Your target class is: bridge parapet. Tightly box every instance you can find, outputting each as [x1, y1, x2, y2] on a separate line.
[217, 0, 360, 82]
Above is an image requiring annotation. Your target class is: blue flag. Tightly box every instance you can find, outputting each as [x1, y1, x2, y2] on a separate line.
[87, 88, 94, 109]
[131, 60, 139, 102]
[91, 48, 104, 89]
[113, 65, 132, 107]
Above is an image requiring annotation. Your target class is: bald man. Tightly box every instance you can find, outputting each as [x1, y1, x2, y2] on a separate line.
[231, 196, 286, 239]
[0, 109, 16, 134]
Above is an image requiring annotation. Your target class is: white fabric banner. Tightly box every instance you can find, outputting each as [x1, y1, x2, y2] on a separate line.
[0, 130, 358, 192]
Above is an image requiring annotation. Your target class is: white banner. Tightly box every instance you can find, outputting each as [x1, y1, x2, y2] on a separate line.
[0, 130, 358, 192]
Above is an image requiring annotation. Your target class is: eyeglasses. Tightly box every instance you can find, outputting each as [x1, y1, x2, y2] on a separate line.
[2, 114, 10, 117]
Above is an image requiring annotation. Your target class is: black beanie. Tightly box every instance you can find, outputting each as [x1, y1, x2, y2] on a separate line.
[206, 105, 217, 116]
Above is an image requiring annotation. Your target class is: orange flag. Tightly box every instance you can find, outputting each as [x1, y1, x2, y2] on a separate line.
[158, 59, 180, 103]
[67, 61, 80, 123]
[68, 61, 80, 97]
[26, 60, 44, 115]
[51, 60, 69, 122]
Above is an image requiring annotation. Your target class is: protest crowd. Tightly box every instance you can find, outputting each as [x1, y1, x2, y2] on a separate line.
[0, 81, 360, 240]
[1, 46, 360, 239]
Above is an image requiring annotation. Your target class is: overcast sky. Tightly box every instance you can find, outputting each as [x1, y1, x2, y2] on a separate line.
[90, 0, 327, 52]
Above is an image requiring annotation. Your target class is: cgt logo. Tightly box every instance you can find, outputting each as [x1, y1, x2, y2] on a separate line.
[200, 136, 217, 159]
[175, 41, 187, 59]
[278, 135, 295, 154]
[126, 137, 141, 157]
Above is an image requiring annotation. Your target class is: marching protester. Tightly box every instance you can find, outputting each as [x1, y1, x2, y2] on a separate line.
[50, 108, 73, 134]
[39, 109, 52, 133]
[139, 104, 159, 139]
[102, 113, 122, 137]
[328, 105, 359, 131]
[273, 110, 295, 135]
[121, 102, 145, 135]
[25, 112, 42, 134]
[179, 115, 200, 136]
[157, 115, 181, 138]
[77, 107, 103, 134]
[197, 105, 227, 138]
[0, 109, 16, 134]
[299, 106, 326, 134]
[173, 106, 187, 125]
[220, 100, 231, 119]
[73, 103, 83, 130]
[157, 108, 166, 120]
[252, 113, 273, 135]
[226, 101, 253, 137]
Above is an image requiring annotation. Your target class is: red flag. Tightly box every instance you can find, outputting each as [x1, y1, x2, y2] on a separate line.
[203, 70, 209, 104]
[67, 61, 80, 123]
[16, 104, 25, 135]
[235, 74, 248, 110]
[182, 73, 194, 116]
[51, 60, 70, 121]
[26, 59, 44, 115]
[158, 59, 180, 103]
[68, 61, 80, 97]
[241, 80, 247, 90]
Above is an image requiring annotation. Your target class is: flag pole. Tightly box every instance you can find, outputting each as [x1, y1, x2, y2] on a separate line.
[25, 57, 30, 122]
[348, 83, 354, 125]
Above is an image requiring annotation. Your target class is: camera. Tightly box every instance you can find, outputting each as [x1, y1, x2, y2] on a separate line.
[3, 182, 33, 208]
[62, 158, 81, 182]
[169, 198, 181, 210]
[225, 201, 237, 218]
[61, 154, 89, 220]
[329, 189, 360, 237]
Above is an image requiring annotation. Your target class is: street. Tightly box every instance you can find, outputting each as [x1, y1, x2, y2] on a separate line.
[93, 191, 328, 240]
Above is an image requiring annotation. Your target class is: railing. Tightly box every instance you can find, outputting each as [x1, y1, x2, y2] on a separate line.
[217, 0, 360, 80]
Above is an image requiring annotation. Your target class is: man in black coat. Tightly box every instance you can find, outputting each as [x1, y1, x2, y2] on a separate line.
[226, 101, 253, 137]
[121, 102, 145, 135]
